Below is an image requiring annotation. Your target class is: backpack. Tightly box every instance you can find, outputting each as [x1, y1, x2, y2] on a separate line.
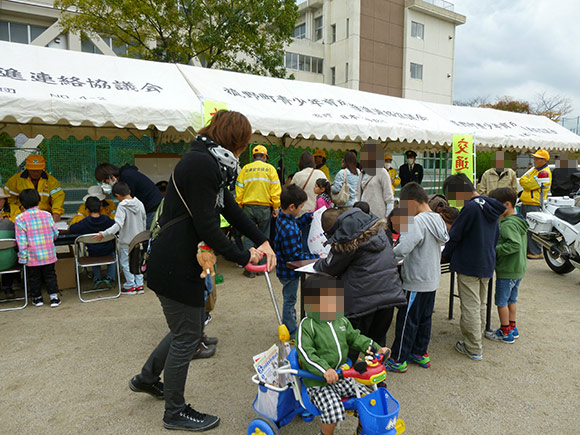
[128, 174, 191, 275]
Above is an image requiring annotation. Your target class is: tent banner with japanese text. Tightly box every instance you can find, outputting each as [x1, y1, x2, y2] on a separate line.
[452, 134, 474, 181]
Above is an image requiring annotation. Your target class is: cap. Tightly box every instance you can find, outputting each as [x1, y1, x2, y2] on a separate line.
[531, 149, 550, 161]
[405, 150, 417, 158]
[384, 153, 393, 160]
[25, 154, 46, 170]
[313, 149, 326, 158]
[83, 185, 106, 202]
[252, 145, 268, 156]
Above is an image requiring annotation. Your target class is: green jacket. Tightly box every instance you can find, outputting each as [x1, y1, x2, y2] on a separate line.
[0, 228, 17, 271]
[495, 214, 529, 279]
[297, 314, 372, 387]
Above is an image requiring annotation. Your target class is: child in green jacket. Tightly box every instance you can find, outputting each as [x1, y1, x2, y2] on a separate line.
[486, 188, 529, 343]
[297, 275, 389, 435]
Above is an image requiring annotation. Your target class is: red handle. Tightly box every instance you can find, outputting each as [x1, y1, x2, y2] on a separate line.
[245, 252, 268, 273]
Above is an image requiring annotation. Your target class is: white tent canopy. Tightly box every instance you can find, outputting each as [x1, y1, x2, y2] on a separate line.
[178, 64, 580, 153]
[0, 42, 201, 141]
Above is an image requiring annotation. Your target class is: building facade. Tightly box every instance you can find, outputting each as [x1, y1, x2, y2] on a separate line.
[288, 0, 466, 104]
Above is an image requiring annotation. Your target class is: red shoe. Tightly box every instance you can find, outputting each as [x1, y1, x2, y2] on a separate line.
[136, 286, 144, 294]
[122, 287, 136, 295]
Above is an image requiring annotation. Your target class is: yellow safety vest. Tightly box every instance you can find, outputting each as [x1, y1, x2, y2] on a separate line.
[235, 160, 281, 209]
[4, 171, 65, 216]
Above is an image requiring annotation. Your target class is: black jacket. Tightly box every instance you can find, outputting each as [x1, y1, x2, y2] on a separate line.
[551, 168, 580, 197]
[399, 163, 423, 186]
[119, 164, 163, 214]
[314, 209, 406, 319]
[146, 139, 268, 307]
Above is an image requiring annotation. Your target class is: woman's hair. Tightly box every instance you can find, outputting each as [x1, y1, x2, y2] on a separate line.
[343, 151, 358, 175]
[197, 110, 252, 154]
[94, 163, 120, 182]
[19, 189, 40, 209]
[315, 178, 331, 194]
[299, 152, 315, 170]
[439, 206, 459, 226]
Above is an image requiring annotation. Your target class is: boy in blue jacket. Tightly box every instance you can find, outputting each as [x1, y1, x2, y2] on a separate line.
[69, 196, 116, 287]
[275, 184, 318, 339]
[441, 174, 506, 361]
[298, 274, 389, 435]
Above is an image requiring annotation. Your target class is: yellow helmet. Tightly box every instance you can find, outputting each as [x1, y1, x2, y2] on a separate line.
[384, 153, 393, 160]
[252, 145, 268, 156]
[313, 149, 326, 158]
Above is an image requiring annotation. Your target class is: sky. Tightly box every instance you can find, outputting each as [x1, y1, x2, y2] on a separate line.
[452, 0, 580, 120]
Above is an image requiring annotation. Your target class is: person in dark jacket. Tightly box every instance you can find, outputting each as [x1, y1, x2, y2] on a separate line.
[399, 150, 423, 186]
[314, 207, 406, 361]
[551, 153, 580, 197]
[69, 196, 116, 287]
[127, 111, 276, 432]
[94, 162, 163, 228]
[441, 174, 506, 361]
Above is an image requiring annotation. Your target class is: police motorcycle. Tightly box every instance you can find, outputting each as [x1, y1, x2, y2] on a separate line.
[526, 171, 580, 274]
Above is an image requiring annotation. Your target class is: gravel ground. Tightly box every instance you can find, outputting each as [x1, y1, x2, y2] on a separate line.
[1, 259, 579, 435]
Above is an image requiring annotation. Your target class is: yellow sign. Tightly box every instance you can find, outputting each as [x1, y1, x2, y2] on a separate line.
[452, 134, 474, 181]
[203, 101, 228, 126]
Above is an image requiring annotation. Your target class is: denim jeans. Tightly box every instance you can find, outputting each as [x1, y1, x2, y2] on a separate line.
[138, 295, 204, 417]
[120, 247, 143, 289]
[91, 262, 116, 282]
[280, 278, 300, 338]
[495, 278, 522, 306]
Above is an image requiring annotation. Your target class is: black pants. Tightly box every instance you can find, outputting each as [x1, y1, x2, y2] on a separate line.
[348, 307, 394, 362]
[138, 295, 204, 417]
[1, 273, 15, 290]
[391, 291, 436, 363]
[27, 263, 58, 298]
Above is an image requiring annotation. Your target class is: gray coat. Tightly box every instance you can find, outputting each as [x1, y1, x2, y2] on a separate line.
[314, 209, 406, 318]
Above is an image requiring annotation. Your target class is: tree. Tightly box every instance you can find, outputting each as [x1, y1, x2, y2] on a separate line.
[55, 0, 298, 78]
[482, 96, 531, 114]
[532, 91, 573, 122]
[0, 132, 17, 185]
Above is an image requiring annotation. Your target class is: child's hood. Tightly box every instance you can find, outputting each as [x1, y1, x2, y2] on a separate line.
[501, 214, 529, 235]
[471, 196, 506, 223]
[120, 197, 144, 214]
[326, 208, 388, 253]
[416, 212, 449, 244]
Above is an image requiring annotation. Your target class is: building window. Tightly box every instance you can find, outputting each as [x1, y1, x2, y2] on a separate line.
[346, 18, 349, 37]
[81, 35, 128, 55]
[0, 20, 48, 44]
[314, 16, 323, 41]
[293, 23, 306, 39]
[331, 67, 336, 85]
[411, 21, 424, 40]
[410, 62, 423, 80]
[345, 62, 349, 82]
[284, 52, 323, 74]
[331, 24, 336, 43]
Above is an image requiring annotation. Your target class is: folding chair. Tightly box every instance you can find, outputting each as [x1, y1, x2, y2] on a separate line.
[74, 234, 121, 302]
[0, 238, 28, 312]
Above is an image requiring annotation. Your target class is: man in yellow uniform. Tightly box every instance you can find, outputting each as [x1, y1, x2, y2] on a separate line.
[4, 155, 65, 221]
[519, 149, 552, 259]
[313, 149, 330, 180]
[384, 153, 401, 195]
[235, 145, 281, 276]
[69, 185, 116, 225]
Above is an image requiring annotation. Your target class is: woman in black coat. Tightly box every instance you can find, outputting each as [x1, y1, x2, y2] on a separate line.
[129, 111, 276, 431]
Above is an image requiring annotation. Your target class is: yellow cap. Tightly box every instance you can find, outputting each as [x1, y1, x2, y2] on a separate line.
[313, 149, 326, 158]
[384, 153, 393, 160]
[252, 145, 268, 156]
[531, 149, 550, 161]
[25, 154, 46, 170]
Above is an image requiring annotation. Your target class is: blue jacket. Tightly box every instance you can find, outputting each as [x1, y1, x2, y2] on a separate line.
[119, 164, 163, 214]
[442, 195, 506, 278]
[69, 215, 115, 257]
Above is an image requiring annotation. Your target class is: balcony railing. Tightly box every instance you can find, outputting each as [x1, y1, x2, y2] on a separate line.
[422, 0, 454, 11]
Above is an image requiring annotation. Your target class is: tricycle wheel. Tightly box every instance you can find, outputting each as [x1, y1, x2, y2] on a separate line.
[247, 417, 280, 435]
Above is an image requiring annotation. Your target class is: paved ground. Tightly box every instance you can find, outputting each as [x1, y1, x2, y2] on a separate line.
[1, 259, 579, 435]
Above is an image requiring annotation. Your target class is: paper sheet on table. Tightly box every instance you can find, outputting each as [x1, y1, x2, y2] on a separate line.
[295, 262, 319, 274]
[55, 222, 69, 231]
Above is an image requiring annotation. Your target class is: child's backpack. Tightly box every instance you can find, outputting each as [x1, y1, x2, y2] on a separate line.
[128, 174, 191, 275]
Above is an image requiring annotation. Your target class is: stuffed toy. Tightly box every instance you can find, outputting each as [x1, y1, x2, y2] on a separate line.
[197, 242, 216, 278]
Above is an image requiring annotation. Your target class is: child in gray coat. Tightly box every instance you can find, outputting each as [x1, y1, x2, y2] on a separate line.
[385, 182, 449, 373]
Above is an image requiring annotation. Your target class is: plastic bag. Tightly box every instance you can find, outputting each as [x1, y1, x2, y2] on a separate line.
[308, 207, 331, 257]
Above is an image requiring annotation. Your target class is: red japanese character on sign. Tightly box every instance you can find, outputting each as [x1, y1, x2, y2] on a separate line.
[456, 138, 469, 154]
[455, 156, 469, 171]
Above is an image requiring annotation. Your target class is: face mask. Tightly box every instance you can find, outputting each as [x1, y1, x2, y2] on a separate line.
[101, 183, 112, 195]
[109, 176, 118, 186]
[385, 163, 392, 169]
[407, 158, 415, 165]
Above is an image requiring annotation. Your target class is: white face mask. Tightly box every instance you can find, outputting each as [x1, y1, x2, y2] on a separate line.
[385, 163, 392, 169]
[407, 158, 415, 165]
